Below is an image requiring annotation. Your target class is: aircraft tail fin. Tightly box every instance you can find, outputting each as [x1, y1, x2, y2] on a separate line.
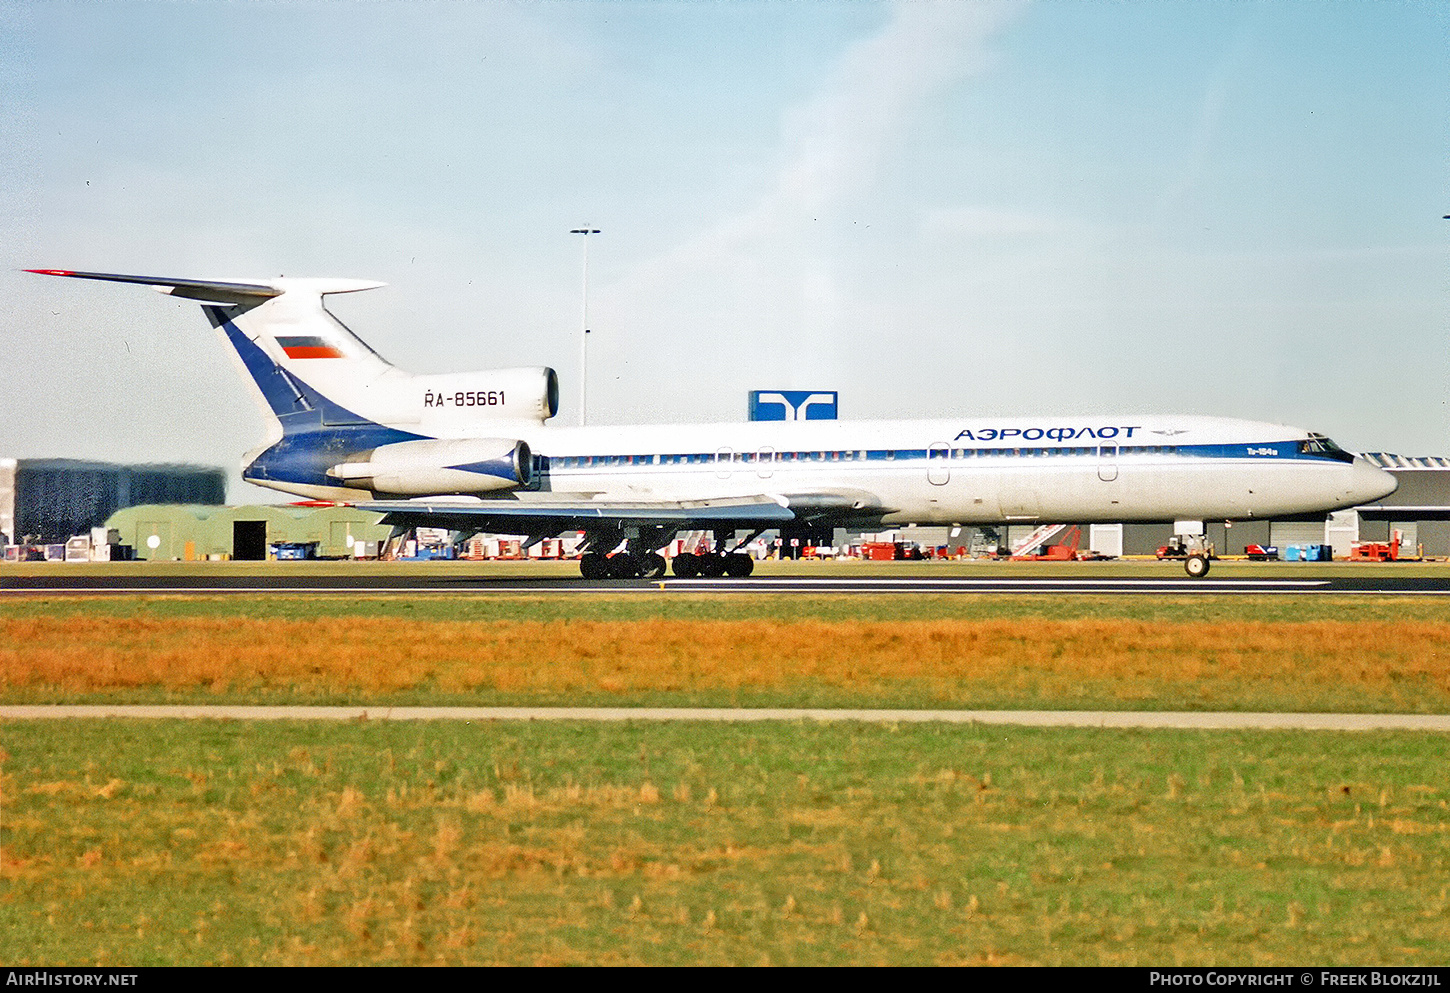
[27, 268, 399, 427]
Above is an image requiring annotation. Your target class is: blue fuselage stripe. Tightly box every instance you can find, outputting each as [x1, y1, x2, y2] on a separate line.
[532, 441, 1350, 476]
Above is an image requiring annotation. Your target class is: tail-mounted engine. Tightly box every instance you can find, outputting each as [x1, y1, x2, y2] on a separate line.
[327, 437, 532, 496]
[414, 366, 559, 428]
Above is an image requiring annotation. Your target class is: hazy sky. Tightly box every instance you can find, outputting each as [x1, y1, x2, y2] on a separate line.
[1, 0, 1445, 502]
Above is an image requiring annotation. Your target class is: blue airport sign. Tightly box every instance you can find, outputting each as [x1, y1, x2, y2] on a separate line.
[749, 390, 839, 421]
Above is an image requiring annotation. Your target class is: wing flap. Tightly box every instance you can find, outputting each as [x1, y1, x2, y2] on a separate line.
[355, 495, 796, 532]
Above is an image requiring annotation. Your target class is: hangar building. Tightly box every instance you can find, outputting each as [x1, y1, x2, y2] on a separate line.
[103, 503, 394, 561]
[1343, 453, 1450, 558]
[0, 458, 226, 545]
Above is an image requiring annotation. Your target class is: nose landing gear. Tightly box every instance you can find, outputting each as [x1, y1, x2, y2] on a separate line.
[1155, 529, 1216, 578]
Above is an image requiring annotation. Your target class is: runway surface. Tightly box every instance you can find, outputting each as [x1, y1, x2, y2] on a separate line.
[2, 704, 1447, 730]
[3, 572, 1450, 595]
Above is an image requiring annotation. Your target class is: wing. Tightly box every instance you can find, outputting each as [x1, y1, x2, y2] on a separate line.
[356, 493, 798, 536]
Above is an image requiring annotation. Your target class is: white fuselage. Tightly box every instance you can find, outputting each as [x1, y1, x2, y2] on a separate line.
[361, 414, 1393, 526]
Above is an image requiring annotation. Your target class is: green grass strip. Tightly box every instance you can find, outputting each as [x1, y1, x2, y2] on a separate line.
[3, 719, 1447, 965]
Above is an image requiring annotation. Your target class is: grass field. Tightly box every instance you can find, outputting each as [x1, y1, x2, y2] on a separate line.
[3, 719, 1448, 966]
[3, 584, 1447, 965]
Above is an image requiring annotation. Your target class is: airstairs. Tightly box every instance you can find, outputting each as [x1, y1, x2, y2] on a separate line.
[680, 530, 713, 554]
[1010, 523, 1067, 558]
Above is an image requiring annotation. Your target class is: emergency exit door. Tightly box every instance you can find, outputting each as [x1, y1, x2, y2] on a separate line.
[1098, 445, 1118, 482]
[928, 443, 950, 485]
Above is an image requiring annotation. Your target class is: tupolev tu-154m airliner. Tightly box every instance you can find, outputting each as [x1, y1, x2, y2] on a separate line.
[28, 269, 1398, 578]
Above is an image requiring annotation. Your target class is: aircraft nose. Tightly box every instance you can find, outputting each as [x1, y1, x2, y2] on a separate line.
[1348, 457, 1398, 505]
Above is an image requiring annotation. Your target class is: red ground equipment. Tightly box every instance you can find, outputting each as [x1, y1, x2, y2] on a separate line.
[1014, 526, 1082, 561]
[1349, 531, 1406, 562]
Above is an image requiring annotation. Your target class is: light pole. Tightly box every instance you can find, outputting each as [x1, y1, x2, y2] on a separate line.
[570, 227, 600, 425]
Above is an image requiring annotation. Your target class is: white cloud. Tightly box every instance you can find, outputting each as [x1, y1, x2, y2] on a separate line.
[589, 1, 1026, 420]
[615, 0, 1026, 294]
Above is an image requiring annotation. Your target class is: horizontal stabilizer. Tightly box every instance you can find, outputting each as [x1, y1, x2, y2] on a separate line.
[25, 269, 282, 304]
[25, 270, 387, 306]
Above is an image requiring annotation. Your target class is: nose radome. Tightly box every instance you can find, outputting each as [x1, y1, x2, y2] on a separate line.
[1350, 458, 1398, 504]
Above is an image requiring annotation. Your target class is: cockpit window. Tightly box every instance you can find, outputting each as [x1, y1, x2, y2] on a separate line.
[1299, 434, 1356, 463]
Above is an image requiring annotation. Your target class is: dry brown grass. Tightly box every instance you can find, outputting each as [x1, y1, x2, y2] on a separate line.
[3, 614, 1449, 709]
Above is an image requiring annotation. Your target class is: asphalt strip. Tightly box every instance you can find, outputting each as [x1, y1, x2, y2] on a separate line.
[0, 705, 1447, 731]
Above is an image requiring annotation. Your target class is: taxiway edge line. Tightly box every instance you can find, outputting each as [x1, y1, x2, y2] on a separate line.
[1, 705, 1447, 731]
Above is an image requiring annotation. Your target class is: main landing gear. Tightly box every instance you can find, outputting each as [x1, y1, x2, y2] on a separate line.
[578, 549, 755, 579]
[670, 551, 754, 578]
[579, 550, 667, 580]
[577, 528, 761, 580]
[671, 529, 764, 578]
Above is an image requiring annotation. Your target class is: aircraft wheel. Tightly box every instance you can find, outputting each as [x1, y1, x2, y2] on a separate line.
[672, 553, 699, 578]
[1184, 554, 1210, 578]
[607, 553, 640, 579]
[698, 554, 727, 578]
[638, 553, 667, 579]
[724, 553, 754, 578]
[580, 553, 609, 580]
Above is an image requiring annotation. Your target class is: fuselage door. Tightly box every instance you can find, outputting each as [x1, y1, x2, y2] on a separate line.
[928, 443, 950, 485]
[1098, 444, 1119, 482]
[756, 445, 775, 479]
[716, 446, 734, 479]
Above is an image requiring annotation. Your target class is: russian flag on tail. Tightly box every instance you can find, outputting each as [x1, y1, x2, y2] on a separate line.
[277, 335, 345, 359]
